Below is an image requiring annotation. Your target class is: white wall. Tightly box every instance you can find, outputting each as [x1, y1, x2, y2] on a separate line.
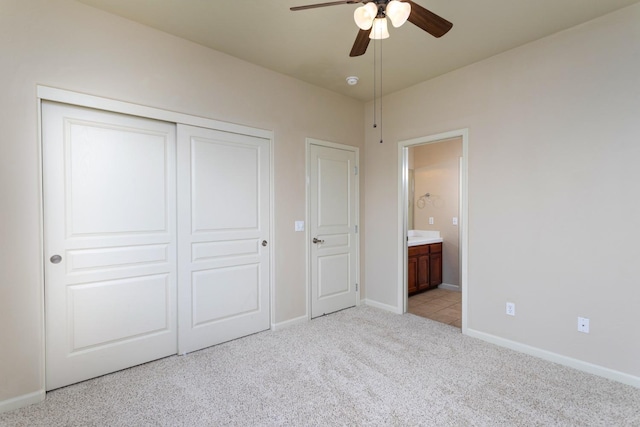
[0, 0, 363, 407]
[364, 4, 640, 381]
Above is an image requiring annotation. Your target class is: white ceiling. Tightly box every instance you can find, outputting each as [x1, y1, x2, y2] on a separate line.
[77, 0, 640, 101]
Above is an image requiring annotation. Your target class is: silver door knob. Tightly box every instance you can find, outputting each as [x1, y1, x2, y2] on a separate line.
[50, 254, 62, 264]
[312, 237, 324, 244]
[262, 240, 268, 247]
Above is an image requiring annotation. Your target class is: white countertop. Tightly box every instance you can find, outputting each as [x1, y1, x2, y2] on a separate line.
[407, 229, 443, 247]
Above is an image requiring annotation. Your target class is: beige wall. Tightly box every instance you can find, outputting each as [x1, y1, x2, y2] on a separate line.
[3, 0, 640, 411]
[364, 3, 640, 379]
[411, 138, 462, 286]
[0, 0, 364, 405]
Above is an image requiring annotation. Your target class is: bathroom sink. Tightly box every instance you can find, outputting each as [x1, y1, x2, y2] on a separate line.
[407, 229, 443, 246]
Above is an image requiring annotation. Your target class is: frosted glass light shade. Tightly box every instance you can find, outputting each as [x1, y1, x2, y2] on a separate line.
[353, 3, 378, 30]
[386, 0, 411, 28]
[369, 17, 390, 39]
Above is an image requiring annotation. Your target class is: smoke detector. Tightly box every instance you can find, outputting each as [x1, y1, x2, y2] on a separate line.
[346, 76, 359, 86]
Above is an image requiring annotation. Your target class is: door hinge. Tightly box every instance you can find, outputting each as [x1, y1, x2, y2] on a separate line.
[354, 166, 358, 176]
[355, 283, 358, 292]
[355, 225, 358, 233]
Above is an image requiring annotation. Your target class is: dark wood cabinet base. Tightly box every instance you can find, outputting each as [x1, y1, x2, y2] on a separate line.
[408, 242, 442, 295]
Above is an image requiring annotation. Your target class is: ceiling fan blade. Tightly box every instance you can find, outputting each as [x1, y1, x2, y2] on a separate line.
[405, 0, 452, 38]
[290, 0, 361, 11]
[349, 28, 371, 57]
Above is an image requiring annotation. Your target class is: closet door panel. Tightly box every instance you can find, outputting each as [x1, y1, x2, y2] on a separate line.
[177, 124, 270, 354]
[43, 101, 177, 391]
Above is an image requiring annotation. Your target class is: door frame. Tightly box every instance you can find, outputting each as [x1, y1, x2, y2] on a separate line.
[305, 138, 360, 320]
[397, 129, 469, 333]
[37, 85, 275, 389]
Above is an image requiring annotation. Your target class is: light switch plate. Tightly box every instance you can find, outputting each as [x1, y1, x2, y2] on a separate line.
[295, 221, 304, 232]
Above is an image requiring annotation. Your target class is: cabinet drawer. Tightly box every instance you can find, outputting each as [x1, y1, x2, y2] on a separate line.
[428, 243, 442, 253]
[408, 245, 428, 256]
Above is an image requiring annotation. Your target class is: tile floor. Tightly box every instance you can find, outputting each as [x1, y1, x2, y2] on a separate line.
[407, 288, 462, 328]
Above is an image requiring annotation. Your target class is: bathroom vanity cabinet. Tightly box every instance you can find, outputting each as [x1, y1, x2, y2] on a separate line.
[408, 243, 442, 294]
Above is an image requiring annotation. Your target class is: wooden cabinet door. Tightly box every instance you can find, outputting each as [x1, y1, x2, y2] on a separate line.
[417, 254, 430, 291]
[429, 251, 442, 288]
[408, 255, 418, 294]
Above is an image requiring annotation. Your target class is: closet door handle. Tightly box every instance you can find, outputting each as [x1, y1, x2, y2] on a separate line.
[262, 240, 268, 247]
[50, 254, 62, 264]
[312, 237, 324, 244]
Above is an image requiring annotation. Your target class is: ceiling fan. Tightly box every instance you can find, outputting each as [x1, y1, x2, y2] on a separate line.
[290, 0, 453, 57]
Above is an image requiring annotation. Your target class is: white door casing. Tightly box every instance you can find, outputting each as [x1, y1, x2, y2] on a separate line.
[398, 129, 469, 332]
[177, 124, 271, 354]
[308, 141, 358, 318]
[43, 101, 177, 390]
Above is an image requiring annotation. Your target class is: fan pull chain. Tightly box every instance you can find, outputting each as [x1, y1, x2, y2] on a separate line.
[379, 35, 383, 144]
[372, 36, 383, 143]
[373, 37, 377, 130]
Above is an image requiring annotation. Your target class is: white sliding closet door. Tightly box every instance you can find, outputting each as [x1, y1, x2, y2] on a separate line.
[43, 101, 177, 390]
[177, 124, 270, 354]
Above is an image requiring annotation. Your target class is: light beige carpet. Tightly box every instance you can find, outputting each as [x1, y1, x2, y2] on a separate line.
[1, 306, 638, 426]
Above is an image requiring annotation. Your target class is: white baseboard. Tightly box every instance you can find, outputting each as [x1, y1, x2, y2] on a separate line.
[271, 314, 308, 331]
[437, 283, 460, 291]
[0, 389, 45, 414]
[363, 299, 403, 314]
[465, 328, 640, 389]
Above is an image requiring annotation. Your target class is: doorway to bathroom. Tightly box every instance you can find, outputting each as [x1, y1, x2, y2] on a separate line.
[398, 129, 468, 331]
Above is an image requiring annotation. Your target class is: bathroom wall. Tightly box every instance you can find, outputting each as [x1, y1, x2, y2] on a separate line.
[410, 138, 462, 287]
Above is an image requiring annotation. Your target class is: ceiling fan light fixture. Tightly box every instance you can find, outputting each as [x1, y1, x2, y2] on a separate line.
[354, 2, 378, 30]
[369, 17, 389, 39]
[386, 0, 411, 28]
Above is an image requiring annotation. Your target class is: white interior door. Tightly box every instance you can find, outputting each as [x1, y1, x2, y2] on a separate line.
[309, 142, 358, 318]
[43, 101, 177, 391]
[177, 124, 270, 354]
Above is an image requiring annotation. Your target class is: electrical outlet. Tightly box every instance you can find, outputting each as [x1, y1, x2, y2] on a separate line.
[578, 317, 590, 333]
[506, 302, 515, 316]
[429, 217, 434, 225]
